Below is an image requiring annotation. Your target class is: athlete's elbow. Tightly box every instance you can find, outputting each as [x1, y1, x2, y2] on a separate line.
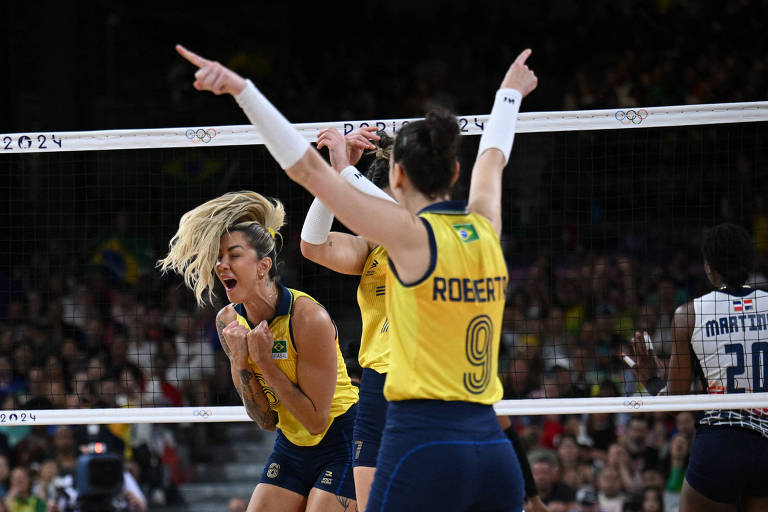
[306, 422, 326, 436]
[259, 421, 277, 432]
[306, 414, 330, 436]
[255, 412, 278, 431]
[300, 239, 322, 262]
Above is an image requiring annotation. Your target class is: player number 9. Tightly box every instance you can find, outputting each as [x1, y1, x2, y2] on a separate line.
[463, 315, 493, 394]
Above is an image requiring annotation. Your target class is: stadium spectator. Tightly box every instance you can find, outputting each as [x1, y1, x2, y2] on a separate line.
[3, 467, 45, 512]
[597, 466, 627, 512]
[531, 450, 576, 507]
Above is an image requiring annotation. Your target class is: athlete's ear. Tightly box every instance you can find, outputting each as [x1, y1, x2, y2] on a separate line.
[390, 162, 406, 190]
[259, 256, 273, 277]
[449, 160, 460, 186]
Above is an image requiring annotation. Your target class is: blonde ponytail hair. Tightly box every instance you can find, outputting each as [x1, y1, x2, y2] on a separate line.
[158, 191, 285, 306]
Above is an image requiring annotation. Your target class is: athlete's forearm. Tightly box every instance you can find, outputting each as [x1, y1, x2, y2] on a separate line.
[233, 366, 277, 430]
[504, 425, 539, 499]
[258, 359, 330, 436]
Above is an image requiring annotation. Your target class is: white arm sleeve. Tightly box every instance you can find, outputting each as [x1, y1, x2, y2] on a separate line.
[301, 165, 396, 244]
[235, 80, 309, 169]
[340, 166, 397, 203]
[300, 198, 335, 245]
[477, 88, 523, 165]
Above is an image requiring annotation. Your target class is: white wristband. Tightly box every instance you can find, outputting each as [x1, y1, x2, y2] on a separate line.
[235, 80, 309, 169]
[477, 88, 523, 165]
[300, 198, 335, 245]
[340, 166, 397, 203]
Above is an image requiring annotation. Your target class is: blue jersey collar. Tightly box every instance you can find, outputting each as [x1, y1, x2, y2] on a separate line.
[418, 200, 467, 214]
[233, 282, 293, 327]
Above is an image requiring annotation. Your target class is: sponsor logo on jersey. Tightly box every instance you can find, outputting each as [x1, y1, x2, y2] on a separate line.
[452, 223, 479, 243]
[272, 340, 288, 359]
[321, 470, 333, 485]
[365, 259, 379, 276]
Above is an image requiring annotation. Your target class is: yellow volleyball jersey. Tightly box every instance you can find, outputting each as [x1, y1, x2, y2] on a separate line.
[384, 201, 507, 404]
[234, 284, 358, 446]
[357, 245, 390, 373]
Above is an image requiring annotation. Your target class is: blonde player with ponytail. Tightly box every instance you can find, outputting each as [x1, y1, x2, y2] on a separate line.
[159, 191, 358, 512]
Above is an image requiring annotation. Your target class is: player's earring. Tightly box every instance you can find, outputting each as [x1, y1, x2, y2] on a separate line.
[259, 273, 264, 279]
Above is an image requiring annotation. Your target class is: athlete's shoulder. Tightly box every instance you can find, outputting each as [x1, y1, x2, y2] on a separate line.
[291, 296, 336, 348]
[675, 301, 696, 326]
[217, 303, 238, 325]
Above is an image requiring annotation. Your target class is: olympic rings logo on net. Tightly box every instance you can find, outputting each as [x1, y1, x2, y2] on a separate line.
[623, 399, 644, 409]
[185, 128, 217, 143]
[193, 409, 213, 419]
[615, 109, 649, 125]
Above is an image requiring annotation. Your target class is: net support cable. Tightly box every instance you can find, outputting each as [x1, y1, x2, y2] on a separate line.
[2, 101, 767, 154]
[2, 393, 767, 425]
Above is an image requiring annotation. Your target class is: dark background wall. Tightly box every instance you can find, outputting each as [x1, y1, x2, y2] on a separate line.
[3, 0, 767, 132]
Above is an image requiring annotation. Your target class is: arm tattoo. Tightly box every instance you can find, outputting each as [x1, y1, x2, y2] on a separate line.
[238, 369, 277, 429]
[216, 318, 232, 358]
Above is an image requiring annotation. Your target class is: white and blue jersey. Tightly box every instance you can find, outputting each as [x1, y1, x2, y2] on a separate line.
[691, 287, 768, 438]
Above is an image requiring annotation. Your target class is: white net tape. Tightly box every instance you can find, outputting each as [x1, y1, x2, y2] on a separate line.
[2, 101, 767, 154]
[2, 393, 767, 425]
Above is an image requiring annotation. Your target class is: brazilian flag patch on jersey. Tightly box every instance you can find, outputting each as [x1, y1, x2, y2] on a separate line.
[272, 340, 288, 359]
[453, 223, 479, 243]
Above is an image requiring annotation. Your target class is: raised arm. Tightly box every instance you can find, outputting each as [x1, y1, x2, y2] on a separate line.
[246, 299, 338, 435]
[176, 44, 421, 267]
[300, 127, 390, 275]
[628, 301, 694, 396]
[216, 306, 277, 430]
[468, 49, 538, 235]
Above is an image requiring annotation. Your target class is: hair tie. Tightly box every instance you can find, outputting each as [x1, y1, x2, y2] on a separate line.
[267, 227, 276, 238]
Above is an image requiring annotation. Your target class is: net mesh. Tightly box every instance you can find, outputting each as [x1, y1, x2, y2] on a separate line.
[1, 109, 767, 419]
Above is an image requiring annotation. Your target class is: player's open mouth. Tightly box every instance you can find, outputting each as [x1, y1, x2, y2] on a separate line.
[224, 278, 237, 291]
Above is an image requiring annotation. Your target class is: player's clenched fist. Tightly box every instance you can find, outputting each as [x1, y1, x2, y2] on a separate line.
[222, 319, 251, 368]
[176, 44, 247, 96]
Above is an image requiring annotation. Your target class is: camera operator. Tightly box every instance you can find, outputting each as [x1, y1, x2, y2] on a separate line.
[48, 429, 146, 512]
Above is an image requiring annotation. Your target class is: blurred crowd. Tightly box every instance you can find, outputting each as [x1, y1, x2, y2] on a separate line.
[518, 411, 695, 512]
[0, 263, 239, 509]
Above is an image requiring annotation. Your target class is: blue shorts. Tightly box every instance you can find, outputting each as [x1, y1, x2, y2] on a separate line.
[686, 425, 768, 504]
[352, 368, 388, 468]
[367, 400, 524, 512]
[259, 404, 357, 499]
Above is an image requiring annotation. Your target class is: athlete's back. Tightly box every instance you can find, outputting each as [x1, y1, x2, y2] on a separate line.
[692, 287, 768, 434]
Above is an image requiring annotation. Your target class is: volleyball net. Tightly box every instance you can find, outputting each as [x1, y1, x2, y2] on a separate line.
[1, 101, 768, 425]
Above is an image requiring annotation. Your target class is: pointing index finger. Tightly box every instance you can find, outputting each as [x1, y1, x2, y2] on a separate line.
[513, 48, 532, 66]
[176, 44, 210, 68]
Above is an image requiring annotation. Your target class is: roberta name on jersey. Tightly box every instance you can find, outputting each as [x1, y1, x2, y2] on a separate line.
[432, 275, 508, 303]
